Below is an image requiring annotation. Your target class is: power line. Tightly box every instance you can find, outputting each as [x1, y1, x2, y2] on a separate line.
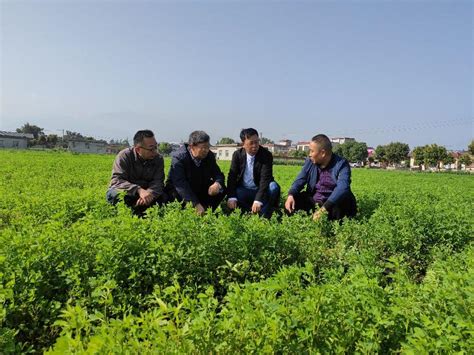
[330, 118, 473, 136]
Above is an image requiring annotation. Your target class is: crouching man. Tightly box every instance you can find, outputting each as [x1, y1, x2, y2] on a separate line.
[226, 128, 280, 218]
[166, 130, 226, 215]
[106, 129, 166, 215]
[284, 134, 357, 221]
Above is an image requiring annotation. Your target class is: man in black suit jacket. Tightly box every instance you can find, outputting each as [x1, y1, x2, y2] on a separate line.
[227, 128, 280, 218]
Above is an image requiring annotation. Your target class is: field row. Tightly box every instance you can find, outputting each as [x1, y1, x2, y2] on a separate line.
[0, 151, 473, 352]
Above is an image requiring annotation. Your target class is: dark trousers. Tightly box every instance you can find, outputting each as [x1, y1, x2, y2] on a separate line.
[165, 185, 225, 211]
[106, 188, 167, 216]
[290, 191, 357, 221]
[235, 181, 281, 218]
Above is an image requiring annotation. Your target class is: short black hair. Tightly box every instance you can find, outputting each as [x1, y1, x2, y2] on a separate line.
[188, 130, 210, 145]
[311, 134, 332, 152]
[240, 128, 259, 142]
[133, 130, 155, 146]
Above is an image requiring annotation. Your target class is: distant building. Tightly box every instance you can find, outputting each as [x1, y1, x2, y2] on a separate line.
[408, 150, 473, 171]
[262, 143, 290, 155]
[296, 141, 311, 152]
[297, 137, 356, 151]
[106, 143, 129, 155]
[0, 131, 34, 149]
[211, 143, 241, 160]
[330, 137, 355, 145]
[278, 139, 292, 147]
[67, 139, 107, 154]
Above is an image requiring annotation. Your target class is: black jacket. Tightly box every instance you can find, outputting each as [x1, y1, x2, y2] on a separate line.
[166, 144, 225, 205]
[227, 146, 274, 202]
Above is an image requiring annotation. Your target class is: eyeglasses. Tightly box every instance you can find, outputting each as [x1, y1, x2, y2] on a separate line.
[140, 145, 158, 152]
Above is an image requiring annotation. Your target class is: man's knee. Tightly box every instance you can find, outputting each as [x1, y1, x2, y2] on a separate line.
[154, 192, 169, 206]
[106, 188, 120, 205]
[107, 188, 140, 208]
[268, 181, 280, 197]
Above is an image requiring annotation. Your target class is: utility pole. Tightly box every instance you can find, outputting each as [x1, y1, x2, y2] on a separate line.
[57, 129, 64, 141]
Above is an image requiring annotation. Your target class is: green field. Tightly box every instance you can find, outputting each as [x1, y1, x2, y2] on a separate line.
[1, 150, 473, 353]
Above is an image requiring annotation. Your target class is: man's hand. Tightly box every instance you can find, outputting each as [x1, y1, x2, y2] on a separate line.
[227, 199, 237, 210]
[208, 182, 221, 196]
[251, 201, 262, 214]
[136, 188, 154, 206]
[195, 203, 206, 216]
[284, 195, 295, 213]
[312, 207, 327, 221]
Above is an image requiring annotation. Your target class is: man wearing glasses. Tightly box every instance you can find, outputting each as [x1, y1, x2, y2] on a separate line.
[107, 129, 166, 215]
[166, 130, 225, 215]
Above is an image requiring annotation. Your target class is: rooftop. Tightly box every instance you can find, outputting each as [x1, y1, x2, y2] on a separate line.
[0, 131, 34, 139]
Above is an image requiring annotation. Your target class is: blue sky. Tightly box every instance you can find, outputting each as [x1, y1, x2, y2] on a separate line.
[1, 0, 472, 149]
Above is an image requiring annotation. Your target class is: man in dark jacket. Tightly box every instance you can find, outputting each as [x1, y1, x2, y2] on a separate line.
[107, 129, 166, 215]
[284, 134, 357, 221]
[227, 128, 280, 218]
[166, 130, 225, 215]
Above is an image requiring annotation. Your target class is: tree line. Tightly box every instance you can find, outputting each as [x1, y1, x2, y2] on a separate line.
[15, 122, 473, 166]
[15, 123, 128, 148]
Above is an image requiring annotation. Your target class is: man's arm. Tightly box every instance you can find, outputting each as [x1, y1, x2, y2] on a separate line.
[226, 150, 240, 199]
[255, 152, 273, 203]
[288, 158, 311, 196]
[109, 152, 140, 195]
[210, 153, 226, 189]
[169, 155, 200, 205]
[147, 155, 165, 198]
[323, 160, 351, 210]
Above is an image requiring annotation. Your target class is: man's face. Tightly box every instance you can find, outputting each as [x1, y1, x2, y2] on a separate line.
[190, 142, 210, 160]
[242, 134, 260, 156]
[136, 136, 158, 160]
[309, 141, 326, 164]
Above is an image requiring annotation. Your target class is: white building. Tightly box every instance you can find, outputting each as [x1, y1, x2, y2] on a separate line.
[211, 143, 241, 160]
[330, 137, 355, 145]
[262, 143, 290, 154]
[296, 141, 311, 152]
[0, 131, 34, 149]
[296, 137, 355, 151]
[278, 139, 292, 147]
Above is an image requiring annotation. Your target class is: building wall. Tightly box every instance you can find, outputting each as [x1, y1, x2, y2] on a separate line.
[215, 146, 239, 160]
[297, 144, 310, 152]
[331, 137, 355, 145]
[262, 144, 290, 154]
[0, 137, 28, 149]
[68, 141, 107, 154]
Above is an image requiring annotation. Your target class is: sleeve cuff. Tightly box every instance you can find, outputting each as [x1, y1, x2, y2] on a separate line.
[323, 200, 335, 211]
[253, 200, 263, 206]
[216, 181, 224, 193]
[228, 197, 237, 202]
